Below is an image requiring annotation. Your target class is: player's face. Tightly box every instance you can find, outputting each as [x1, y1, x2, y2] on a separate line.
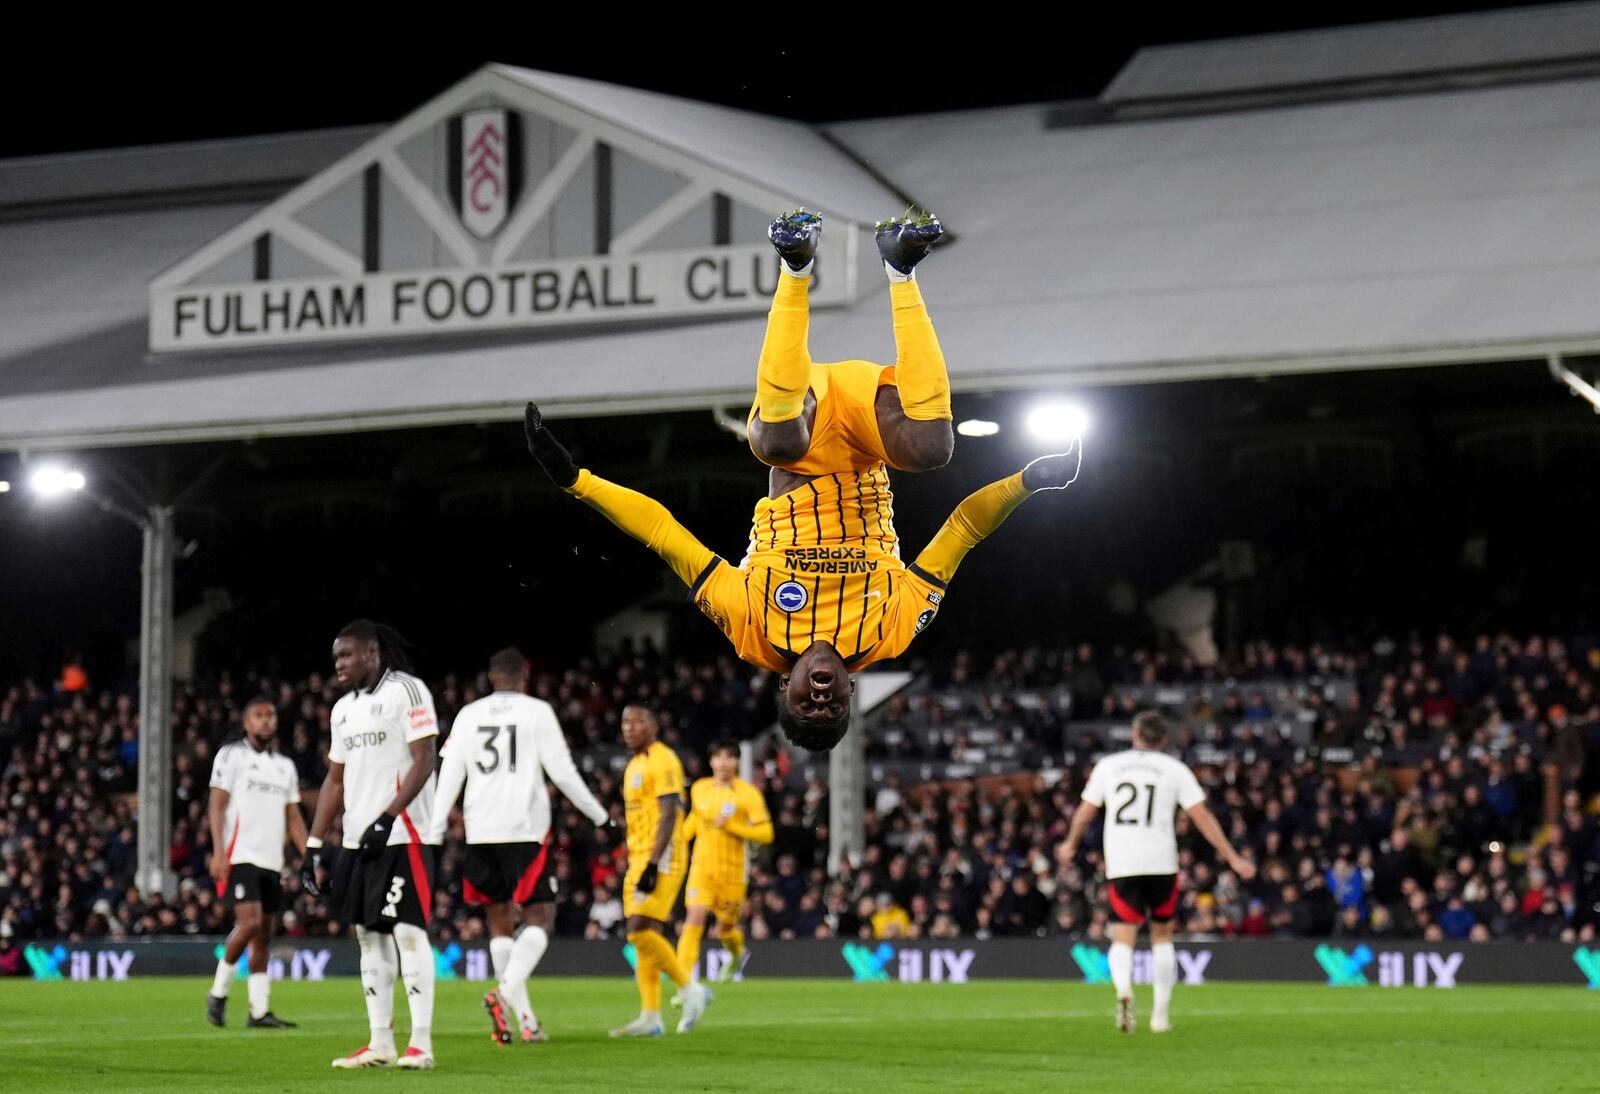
[710, 749, 738, 781]
[331, 634, 379, 689]
[783, 645, 852, 723]
[243, 703, 277, 745]
[620, 706, 657, 751]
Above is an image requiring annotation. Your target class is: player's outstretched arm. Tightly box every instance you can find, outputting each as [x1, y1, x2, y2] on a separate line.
[1185, 802, 1257, 880]
[911, 438, 1082, 584]
[533, 708, 610, 827]
[525, 402, 719, 590]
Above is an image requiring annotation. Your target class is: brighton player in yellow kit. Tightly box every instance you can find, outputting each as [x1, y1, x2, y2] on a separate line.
[611, 705, 712, 1037]
[677, 740, 773, 982]
[523, 214, 1083, 753]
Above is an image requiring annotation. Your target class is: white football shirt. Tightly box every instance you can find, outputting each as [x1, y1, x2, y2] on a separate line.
[329, 669, 439, 849]
[1080, 748, 1207, 878]
[427, 692, 609, 845]
[209, 740, 301, 872]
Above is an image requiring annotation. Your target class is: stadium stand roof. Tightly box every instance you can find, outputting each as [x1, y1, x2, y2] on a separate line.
[1103, 3, 1600, 117]
[2, 8, 1599, 452]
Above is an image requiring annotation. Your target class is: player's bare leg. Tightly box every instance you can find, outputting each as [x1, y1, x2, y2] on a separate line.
[243, 921, 295, 1028]
[207, 899, 258, 1027]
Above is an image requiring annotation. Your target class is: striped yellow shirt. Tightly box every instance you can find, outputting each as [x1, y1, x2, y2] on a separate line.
[623, 742, 686, 873]
[687, 777, 771, 884]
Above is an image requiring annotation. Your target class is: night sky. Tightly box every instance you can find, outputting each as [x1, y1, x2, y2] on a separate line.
[0, 4, 1523, 159]
[2, 3, 1588, 686]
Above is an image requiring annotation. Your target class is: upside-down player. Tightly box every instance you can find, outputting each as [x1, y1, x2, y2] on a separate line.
[677, 739, 773, 983]
[523, 404, 1080, 755]
[524, 209, 1080, 752]
[610, 705, 712, 1037]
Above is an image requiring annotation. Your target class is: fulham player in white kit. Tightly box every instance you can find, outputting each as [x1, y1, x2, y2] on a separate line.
[205, 697, 307, 1029]
[427, 647, 611, 1045]
[304, 620, 441, 1070]
[1058, 712, 1255, 1033]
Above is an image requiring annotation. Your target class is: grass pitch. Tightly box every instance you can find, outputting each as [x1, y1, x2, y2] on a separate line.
[1, 977, 1595, 1092]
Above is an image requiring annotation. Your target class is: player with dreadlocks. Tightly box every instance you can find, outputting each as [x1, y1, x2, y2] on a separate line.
[304, 620, 442, 1070]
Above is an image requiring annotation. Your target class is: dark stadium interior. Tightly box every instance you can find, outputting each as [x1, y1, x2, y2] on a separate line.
[3, 357, 1595, 687]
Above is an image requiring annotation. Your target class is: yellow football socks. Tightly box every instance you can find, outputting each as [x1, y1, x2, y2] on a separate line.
[891, 279, 952, 422]
[756, 272, 812, 423]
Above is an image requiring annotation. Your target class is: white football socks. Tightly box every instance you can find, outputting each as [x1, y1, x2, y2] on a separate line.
[1108, 941, 1134, 1001]
[1152, 942, 1177, 1024]
[356, 926, 398, 1056]
[393, 923, 435, 1054]
[499, 926, 550, 1031]
[247, 972, 271, 1019]
[209, 959, 235, 999]
[490, 936, 513, 980]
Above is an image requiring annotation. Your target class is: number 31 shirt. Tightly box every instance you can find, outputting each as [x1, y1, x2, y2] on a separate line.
[426, 691, 609, 846]
[1080, 749, 1207, 879]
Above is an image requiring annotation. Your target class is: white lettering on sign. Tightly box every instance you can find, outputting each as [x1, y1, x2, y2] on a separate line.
[149, 247, 842, 352]
[1176, 950, 1211, 985]
[292, 949, 332, 981]
[931, 949, 975, 983]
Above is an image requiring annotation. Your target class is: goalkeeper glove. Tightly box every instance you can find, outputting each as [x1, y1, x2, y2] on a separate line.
[359, 813, 396, 859]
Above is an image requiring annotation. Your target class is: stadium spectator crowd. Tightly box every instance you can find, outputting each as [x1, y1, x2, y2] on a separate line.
[1, 631, 1596, 963]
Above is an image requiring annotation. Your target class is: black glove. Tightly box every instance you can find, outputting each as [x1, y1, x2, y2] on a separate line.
[524, 403, 581, 489]
[1021, 440, 1083, 492]
[301, 847, 324, 897]
[359, 813, 395, 859]
[636, 862, 659, 894]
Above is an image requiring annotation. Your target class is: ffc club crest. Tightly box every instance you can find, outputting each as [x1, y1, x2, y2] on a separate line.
[449, 108, 524, 240]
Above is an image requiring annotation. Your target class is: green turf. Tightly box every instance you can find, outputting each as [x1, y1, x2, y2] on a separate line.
[0, 977, 1595, 1092]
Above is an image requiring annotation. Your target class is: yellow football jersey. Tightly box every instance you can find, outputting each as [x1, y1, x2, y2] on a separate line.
[690, 467, 946, 673]
[687, 777, 770, 883]
[622, 741, 687, 874]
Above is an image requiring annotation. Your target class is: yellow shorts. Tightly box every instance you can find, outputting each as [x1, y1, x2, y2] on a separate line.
[748, 360, 899, 476]
[623, 864, 685, 923]
[685, 873, 748, 922]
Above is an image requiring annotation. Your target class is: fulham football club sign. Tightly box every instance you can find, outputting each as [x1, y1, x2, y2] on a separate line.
[147, 66, 863, 354]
